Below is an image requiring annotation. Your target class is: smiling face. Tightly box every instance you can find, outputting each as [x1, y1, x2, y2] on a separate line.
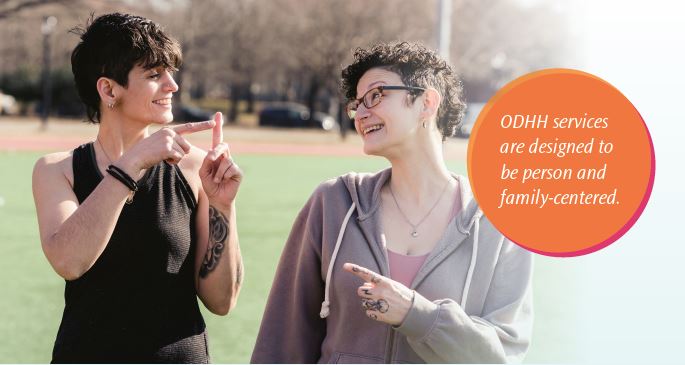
[111, 64, 178, 126]
[354, 68, 424, 157]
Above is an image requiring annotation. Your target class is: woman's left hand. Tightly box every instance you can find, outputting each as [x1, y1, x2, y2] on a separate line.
[343, 263, 415, 326]
[200, 112, 242, 210]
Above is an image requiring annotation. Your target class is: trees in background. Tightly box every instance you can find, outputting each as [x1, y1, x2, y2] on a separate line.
[0, 0, 574, 127]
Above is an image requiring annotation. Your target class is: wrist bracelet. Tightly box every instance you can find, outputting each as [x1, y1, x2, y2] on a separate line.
[106, 165, 138, 204]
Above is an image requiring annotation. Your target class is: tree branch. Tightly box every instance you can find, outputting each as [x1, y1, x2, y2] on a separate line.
[0, 0, 60, 20]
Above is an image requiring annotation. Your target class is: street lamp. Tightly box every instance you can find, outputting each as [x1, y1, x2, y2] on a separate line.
[437, 0, 452, 64]
[41, 15, 57, 128]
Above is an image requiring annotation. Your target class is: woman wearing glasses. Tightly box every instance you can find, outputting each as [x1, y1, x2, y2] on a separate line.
[251, 42, 532, 363]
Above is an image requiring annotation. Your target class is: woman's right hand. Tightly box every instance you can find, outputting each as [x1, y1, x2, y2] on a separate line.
[117, 120, 216, 177]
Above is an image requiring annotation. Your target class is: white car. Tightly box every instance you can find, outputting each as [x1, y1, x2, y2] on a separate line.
[0, 91, 19, 115]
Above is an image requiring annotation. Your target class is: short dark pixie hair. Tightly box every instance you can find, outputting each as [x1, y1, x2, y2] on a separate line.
[70, 13, 182, 123]
[341, 42, 466, 140]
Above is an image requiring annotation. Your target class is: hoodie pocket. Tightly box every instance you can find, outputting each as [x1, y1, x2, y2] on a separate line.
[330, 351, 385, 364]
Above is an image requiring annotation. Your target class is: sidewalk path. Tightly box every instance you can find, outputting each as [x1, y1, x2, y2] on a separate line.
[0, 117, 467, 160]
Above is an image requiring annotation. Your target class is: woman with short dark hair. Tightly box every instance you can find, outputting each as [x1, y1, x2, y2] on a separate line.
[32, 13, 244, 363]
[252, 42, 533, 363]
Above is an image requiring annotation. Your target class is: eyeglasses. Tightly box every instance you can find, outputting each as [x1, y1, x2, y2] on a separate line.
[346, 85, 426, 119]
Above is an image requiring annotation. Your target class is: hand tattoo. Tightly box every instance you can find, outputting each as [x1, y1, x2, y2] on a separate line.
[368, 313, 378, 320]
[362, 298, 389, 313]
[362, 288, 372, 296]
[200, 206, 229, 278]
[352, 265, 381, 283]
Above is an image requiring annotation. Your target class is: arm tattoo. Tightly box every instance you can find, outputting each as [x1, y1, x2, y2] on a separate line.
[200, 206, 229, 278]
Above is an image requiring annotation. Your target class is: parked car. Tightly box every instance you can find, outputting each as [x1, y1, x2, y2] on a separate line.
[259, 102, 336, 131]
[0, 90, 19, 115]
[455, 102, 485, 138]
[173, 104, 214, 122]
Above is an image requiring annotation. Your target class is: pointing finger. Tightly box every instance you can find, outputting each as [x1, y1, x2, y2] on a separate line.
[212, 112, 223, 148]
[172, 120, 216, 135]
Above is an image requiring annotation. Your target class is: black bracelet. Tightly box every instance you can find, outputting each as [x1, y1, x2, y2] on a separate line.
[106, 165, 138, 204]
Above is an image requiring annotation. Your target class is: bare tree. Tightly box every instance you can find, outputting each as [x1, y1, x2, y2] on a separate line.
[0, 0, 62, 20]
[1, 0, 574, 129]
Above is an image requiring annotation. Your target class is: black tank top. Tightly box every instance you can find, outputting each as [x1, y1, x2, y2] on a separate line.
[52, 143, 209, 363]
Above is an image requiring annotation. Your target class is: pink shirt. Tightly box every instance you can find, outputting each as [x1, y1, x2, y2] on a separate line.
[387, 182, 462, 288]
[387, 250, 430, 288]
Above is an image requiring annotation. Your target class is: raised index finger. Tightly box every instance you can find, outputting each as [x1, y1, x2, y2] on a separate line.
[343, 263, 384, 284]
[212, 112, 223, 148]
[172, 120, 216, 135]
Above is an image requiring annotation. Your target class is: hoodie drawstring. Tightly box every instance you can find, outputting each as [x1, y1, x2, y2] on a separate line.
[460, 216, 480, 309]
[320, 201, 482, 315]
[320, 202, 357, 318]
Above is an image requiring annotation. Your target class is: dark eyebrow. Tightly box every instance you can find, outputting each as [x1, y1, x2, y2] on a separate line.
[356, 81, 387, 99]
[145, 65, 173, 72]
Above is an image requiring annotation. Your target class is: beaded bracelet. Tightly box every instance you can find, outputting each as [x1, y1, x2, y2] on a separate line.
[106, 165, 138, 204]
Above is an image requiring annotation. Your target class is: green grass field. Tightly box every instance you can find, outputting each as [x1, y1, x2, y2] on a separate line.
[0, 151, 577, 363]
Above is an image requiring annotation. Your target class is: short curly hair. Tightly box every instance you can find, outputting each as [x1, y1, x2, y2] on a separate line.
[341, 42, 465, 140]
[70, 13, 182, 123]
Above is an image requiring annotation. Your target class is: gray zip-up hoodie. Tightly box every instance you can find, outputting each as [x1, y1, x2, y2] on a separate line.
[251, 169, 533, 363]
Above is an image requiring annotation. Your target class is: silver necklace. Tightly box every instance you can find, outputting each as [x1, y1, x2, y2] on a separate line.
[389, 179, 451, 238]
[95, 137, 114, 165]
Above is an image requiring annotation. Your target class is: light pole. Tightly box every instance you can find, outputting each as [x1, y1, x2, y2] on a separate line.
[437, 0, 452, 64]
[41, 15, 57, 129]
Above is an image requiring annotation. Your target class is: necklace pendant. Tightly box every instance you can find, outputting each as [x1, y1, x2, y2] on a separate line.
[411, 231, 418, 238]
